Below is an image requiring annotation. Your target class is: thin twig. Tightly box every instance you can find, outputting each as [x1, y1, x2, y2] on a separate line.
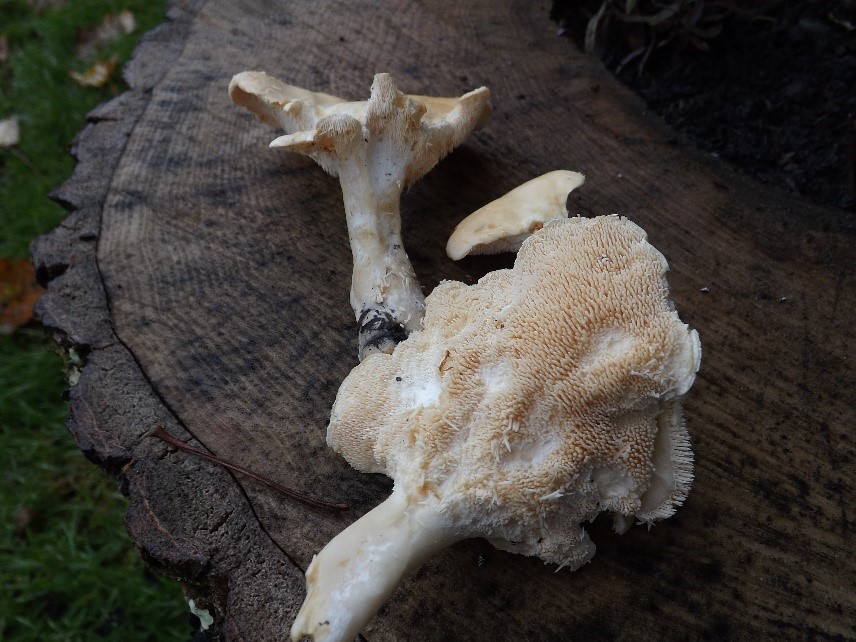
[7, 148, 51, 184]
[151, 426, 349, 511]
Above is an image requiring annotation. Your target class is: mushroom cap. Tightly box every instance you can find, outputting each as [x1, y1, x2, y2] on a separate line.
[446, 170, 586, 260]
[229, 71, 348, 130]
[328, 215, 700, 568]
[229, 71, 492, 186]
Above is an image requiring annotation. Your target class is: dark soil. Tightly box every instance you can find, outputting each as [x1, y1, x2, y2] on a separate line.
[551, 1, 856, 212]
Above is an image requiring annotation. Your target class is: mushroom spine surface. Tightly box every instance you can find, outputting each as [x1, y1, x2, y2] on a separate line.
[292, 214, 701, 642]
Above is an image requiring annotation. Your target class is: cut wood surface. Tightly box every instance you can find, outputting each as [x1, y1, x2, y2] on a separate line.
[33, 0, 855, 640]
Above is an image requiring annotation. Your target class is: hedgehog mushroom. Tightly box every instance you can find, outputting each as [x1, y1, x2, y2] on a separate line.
[446, 169, 586, 260]
[291, 214, 701, 642]
[229, 72, 492, 358]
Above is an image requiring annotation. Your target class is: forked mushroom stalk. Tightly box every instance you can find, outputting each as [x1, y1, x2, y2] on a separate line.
[230, 72, 492, 358]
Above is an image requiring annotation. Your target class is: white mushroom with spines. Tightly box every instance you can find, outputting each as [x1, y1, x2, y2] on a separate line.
[292, 214, 701, 642]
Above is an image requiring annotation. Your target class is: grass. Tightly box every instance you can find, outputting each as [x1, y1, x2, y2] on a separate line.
[1, 1, 190, 640]
[1, 0, 164, 257]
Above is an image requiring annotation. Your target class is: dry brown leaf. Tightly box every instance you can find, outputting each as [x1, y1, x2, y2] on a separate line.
[76, 10, 136, 59]
[0, 36, 9, 63]
[69, 56, 117, 87]
[0, 258, 44, 334]
[0, 117, 20, 147]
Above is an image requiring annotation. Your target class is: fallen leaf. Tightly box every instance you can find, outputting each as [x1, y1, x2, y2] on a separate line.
[0, 35, 9, 63]
[0, 117, 20, 147]
[0, 258, 44, 334]
[117, 9, 137, 34]
[75, 10, 136, 59]
[69, 56, 117, 87]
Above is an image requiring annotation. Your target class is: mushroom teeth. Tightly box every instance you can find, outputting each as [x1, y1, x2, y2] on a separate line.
[295, 214, 701, 642]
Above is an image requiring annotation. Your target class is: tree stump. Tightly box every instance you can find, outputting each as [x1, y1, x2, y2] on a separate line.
[32, 0, 855, 639]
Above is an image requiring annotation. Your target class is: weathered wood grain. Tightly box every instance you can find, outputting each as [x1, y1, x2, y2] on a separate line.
[33, 0, 855, 640]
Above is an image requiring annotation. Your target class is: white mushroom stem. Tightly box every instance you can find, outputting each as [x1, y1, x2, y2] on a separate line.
[269, 105, 426, 357]
[290, 488, 456, 642]
[230, 71, 492, 358]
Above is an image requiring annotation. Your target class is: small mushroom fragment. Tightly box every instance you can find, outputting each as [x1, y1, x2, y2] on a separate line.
[446, 169, 585, 260]
[291, 215, 701, 642]
[229, 72, 492, 358]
